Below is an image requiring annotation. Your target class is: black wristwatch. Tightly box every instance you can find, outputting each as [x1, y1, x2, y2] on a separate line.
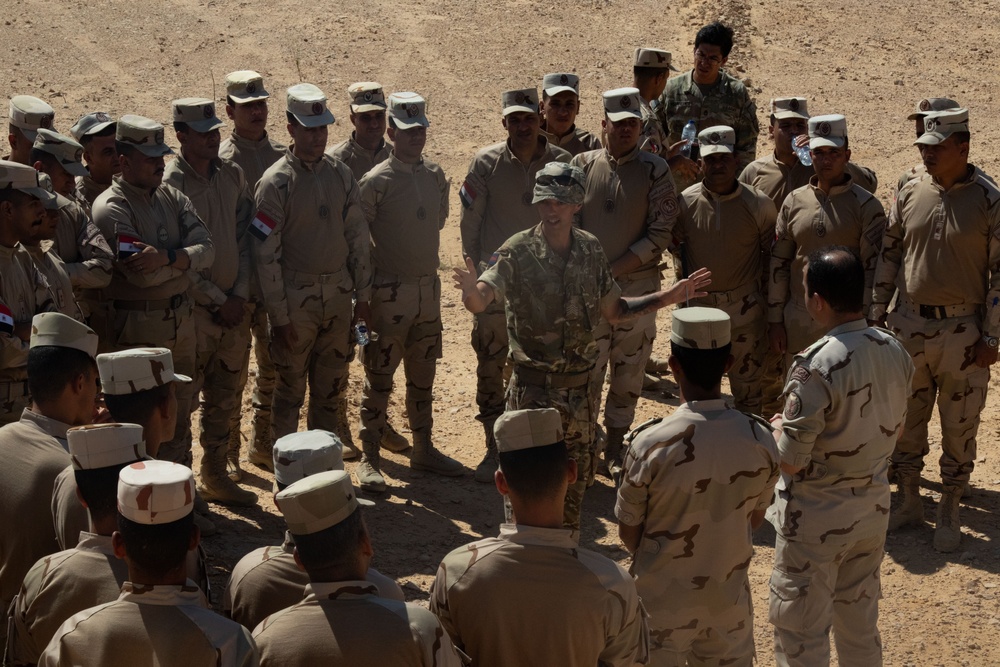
[166, 249, 177, 266]
[983, 334, 999, 349]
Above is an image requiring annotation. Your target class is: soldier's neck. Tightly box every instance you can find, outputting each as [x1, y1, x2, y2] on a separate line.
[932, 163, 972, 191]
[233, 127, 265, 142]
[678, 382, 722, 403]
[181, 149, 213, 179]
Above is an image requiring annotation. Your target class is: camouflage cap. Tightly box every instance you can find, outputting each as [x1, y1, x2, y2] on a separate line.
[387, 92, 429, 130]
[33, 129, 89, 177]
[671, 306, 731, 349]
[501, 88, 539, 116]
[117, 460, 195, 525]
[542, 73, 580, 97]
[276, 470, 363, 535]
[907, 97, 960, 121]
[29, 312, 98, 358]
[273, 429, 344, 486]
[916, 108, 969, 146]
[68, 423, 146, 471]
[698, 125, 735, 156]
[70, 112, 116, 141]
[0, 159, 57, 203]
[116, 115, 173, 157]
[633, 47, 678, 71]
[770, 97, 809, 120]
[808, 114, 847, 149]
[225, 70, 270, 103]
[532, 161, 585, 205]
[172, 98, 224, 133]
[97, 347, 192, 395]
[9, 96, 55, 141]
[603, 87, 643, 122]
[494, 408, 563, 453]
[348, 82, 387, 113]
[286, 83, 335, 127]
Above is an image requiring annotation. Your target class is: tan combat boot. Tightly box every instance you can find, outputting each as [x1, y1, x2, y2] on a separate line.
[934, 485, 963, 553]
[605, 426, 629, 486]
[248, 406, 271, 469]
[381, 421, 411, 453]
[357, 441, 386, 494]
[412, 433, 464, 477]
[199, 446, 259, 507]
[193, 511, 217, 537]
[247, 438, 274, 472]
[334, 395, 360, 460]
[887, 475, 924, 531]
[474, 424, 499, 484]
[226, 427, 243, 482]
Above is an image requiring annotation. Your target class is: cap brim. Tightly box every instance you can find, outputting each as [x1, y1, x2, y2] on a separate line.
[668, 63, 679, 71]
[72, 120, 116, 141]
[906, 112, 926, 121]
[543, 86, 578, 97]
[133, 144, 175, 157]
[20, 186, 56, 204]
[184, 118, 225, 133]
[390, 116, 429, 130]
[606, 109, 642, 122]
[291, 110, 335, 127]
[63, 161, 90, 177]
[17, 127, 40, 142]
[170, 372, 193, 384]
[351, 103, 387, 113]
[773, 110, 809, 120]
[229, 91, 270, 103]
[356, 494, 375, 507]
[914, 131, 950, 146]
[809, 137, 845, 149]
[699, 144, 734, 156]
[502, 105, 537, 116]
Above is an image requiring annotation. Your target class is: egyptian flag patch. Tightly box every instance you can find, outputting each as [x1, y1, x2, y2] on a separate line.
[118, 234, 142, 260]
[459, 180, 477, 209]
[0, 303, 13, 336]
[249, 211, 277, 241]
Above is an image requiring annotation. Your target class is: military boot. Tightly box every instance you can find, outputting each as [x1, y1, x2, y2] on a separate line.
[226, 427, 243, 482]
[605, 427, 629, 486]
[247, 438, 274, 472]
[887, 475, 924, 531]
[934, 485, 963, 553]
[381, 421, 411, 453]
[193, 511, 217, 537]
[248, 406, 271, 469]
[646, 356, 671, 374]
[412, 433, 464, 477]
[357, 441, 386, 494]
[474, 425, 499, 484]
[199, 445, 259, 507]
[335, 395, 360, 460]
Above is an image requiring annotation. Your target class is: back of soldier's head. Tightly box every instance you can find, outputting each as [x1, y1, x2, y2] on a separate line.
[806, 246, 864, 314]
[26, 313, 99, 405]
[70, 423, 146, 524]
[98, 347, 190, 425]
[669, 307, 732, 391]
[495, 408, 569, 503]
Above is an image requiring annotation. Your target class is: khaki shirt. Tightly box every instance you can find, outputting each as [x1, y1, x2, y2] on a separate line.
[51, 466, 91, 551]
[572, 146, 677, 272]
[50, 198, 114, 290]
[895, 162, 995, 194]
[768, 175, 887, 323]
[219, 132, 286, 189]
[616, 401, 778, 630]
[164, 155, 255, 305]
[253, 149, 372, 327]
[326, 134, 393, 181]
[767, 320, 913, 543]
[430, 524, 649, 667]
[0, 245, 54, 379]
[39, 581, 256, 667]
[74, 175, 108, 209]
[459, 137, 571, 266]
[8, 532, 128, 666]
[872, 167, 1000, 333]
[739, 152, 878, 209]
[639, 97, 668, 157]
[540, 124, 602, 157]
[675, 181, 776, 291]
[92, 176, 215, 302]
[359, 153, 449, 278]
[25, 244, 82, 321]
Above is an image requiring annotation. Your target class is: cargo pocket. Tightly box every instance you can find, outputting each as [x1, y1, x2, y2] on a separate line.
[768, 568, 821, 632]
[962, 370, 990, 420]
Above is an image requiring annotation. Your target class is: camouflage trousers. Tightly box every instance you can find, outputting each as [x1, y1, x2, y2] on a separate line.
[85, 291, 116, 355]
[646, 589, 755, 667]
[770, 533, 885, 667]
[193, 304, 251, 458]
[269, 272, 353, 443]
[111, 297, 197, 467]
[359, 275, 442, 446]
[0, 375, 30, 426]
[887, 308, 989, 485]
[505, 369, 593, 530]
[472, 300, 510, 439]
[236, 296, 275, 454]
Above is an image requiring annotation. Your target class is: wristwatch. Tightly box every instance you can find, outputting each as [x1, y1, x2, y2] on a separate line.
[166, 249, 177, 266]
[983, 334, 999, 349]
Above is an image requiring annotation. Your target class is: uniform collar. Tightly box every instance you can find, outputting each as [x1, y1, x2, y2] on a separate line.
[605, 144, 641, 168]
[808, 172, 855, 196]
[681, 398, 731, 413]
[20, 408, 73, 448]
[172, 153, 221, 183]
[119, 580, 208, 607]
[498, 523, 579, 548]
[387, 151, 424, 173]
[349, 133, 388, 158]
[113, 174, 157, 203]
[75, 531, 116, 555]
[230, 131, 276, 149]
[304, 580, 380, 601]
[825, 318, 869, 337]
[699, 180, 742, 202]
[285, 146, 327, 173]
[504, 136, 553, 166]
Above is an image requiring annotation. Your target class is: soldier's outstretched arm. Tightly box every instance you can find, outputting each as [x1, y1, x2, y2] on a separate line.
[604, 267, 712, 324]
[453, 256, 495, 314]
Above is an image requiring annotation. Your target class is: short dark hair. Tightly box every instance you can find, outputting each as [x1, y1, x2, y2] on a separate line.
[291, 509, 365, 573]
[29, 148, 60, 171]
[633, 66, 667, 81]
[806, 245, 864, 313]
[115, 141, 139, 159]
[117, 511, 194, 574]
[671, 342, 732, 391]
[226, 95, 237, 108]
[695, 21, 735, 57]
[27, 347, 97, 404]
[76, 463, 133, 523]
[172, 121, 189, 133]
[79, 124, 116, 149]
[285, 111, 302, 126]
[104, 383, 172, 425]
[498, 442, 569, 502]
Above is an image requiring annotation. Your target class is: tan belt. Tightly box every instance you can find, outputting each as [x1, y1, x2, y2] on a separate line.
[284, 267, 344, 286]
[513, 365, 591, 389]
[374, 271, 438, 286]
[113, 293, 186, 311]
[899, 297, 980, 320]
[695, 281, 758, 307]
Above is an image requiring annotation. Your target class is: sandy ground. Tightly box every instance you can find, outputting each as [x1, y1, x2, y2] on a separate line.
[7, 0, 1000, 663]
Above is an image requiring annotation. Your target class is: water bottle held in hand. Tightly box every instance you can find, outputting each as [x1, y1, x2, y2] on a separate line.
[354, 319, 370, 346]
[793, 135, 812, 167]
[681, 120, 698, 158]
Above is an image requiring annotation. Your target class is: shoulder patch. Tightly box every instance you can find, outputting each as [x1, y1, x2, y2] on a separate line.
[249, 211, 277, 241]
[789, 364, 811, 385]
[783, 391, 802, 420]
[459, 179, 477, 209]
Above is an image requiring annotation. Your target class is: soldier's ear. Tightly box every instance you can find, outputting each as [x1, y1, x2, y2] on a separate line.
[723, 353, 735, 374]
[494, 469, 509, 496]
[566, 458, 578, 486]
[112, 531, 127, 560]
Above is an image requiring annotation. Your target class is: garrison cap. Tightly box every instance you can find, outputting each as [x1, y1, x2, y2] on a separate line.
[907, 97, 960, 121]
[698, 125, 735, 156]
[671, 306, 731, 349]
[9, 96, 55, 141]
[97, 347, 192, 395]
[116, 115, 173, 157]
[276, 470, 364, 535]
[603, 87, 643, 122]
[286, 83, 335, 127]
[808, 114, 847, 149]
[916, 108, 969, 146]
[494, 408, 564, 453]
[33, 129, 89, 177]
[172, 98, 224, 133]
[70, 112, 116, 141]
[770, 97, 809, 120]
[348, 82, 387, 113]
[68, 423, 146, 471]
[387, 92, 429, 129]
[542, 73, 580, 97]
[225, 70, 270, 103]
[633, 47, 678, 71]
[0, 159, 56, 203]
[502, 88, 539, 116]
[117, 460, 195, 525]
[30, 312, 98, 358]
[532, 161, 585, 205]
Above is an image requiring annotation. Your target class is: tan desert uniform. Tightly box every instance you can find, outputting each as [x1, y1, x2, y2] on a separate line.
[327, 137, 392, 181]
[24, 243, 80, 321]
[49, 197, 113, 297]
[219, 136, 285, 188]
[767, 320, 912, 667]
[74, 176, 106, 208]
[740, 156, 878, 206]
[541, 125, 601, 156]
[51, 465, 90, 550]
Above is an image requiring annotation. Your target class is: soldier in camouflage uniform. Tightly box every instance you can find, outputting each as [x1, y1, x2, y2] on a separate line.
[25, 177, 84, 321]
[632, 47, 675, 158]
[252, 469, 459, 666]
[458, 88, 571, 483]
[539, 73, 602, 156]
[674, 126, 776, 414]
[617, 307, 778, 666]
[6, 96, 54, 165]
[872, 108, 1000, 553]
[453, 162, 711, 529]
[70, 112, 120, 208]
[892, 97, 986, 193]
[768, 247, 912, 667]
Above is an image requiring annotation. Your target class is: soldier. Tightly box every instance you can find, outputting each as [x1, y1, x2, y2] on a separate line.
[453, 162, 711, 528]
[673, 126, 776, 414]
[768, 114, 886, 378]
[894, 97, 967, 192]
[39, 461, 258, 666]
[617, 307, 778, 665]
[253, 469, 460, 666]
[571, 87, 676, 482]
[539, 73, 601, 156]
[458, 88, 571, 483]
[656, 22, 759, 193]
[8, 423, 144, 666]
[164, 97, 258, 507]
[430, 408, 648, 665]
[632, 47, 676, 157]
[253, 83, 371, 453]
[224, 430, 403, 631]
[25, 178, 84, 320]
[871, 108, 1000, 553]
[6, 96, 54, 165]
[768, 247, 912, 666]
[70, 112, 119, 208]
[0, 312, 99, 647]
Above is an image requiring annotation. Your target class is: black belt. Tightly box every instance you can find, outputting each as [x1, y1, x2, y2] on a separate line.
[114, 294, 186, 311]
[514, 365, 591, 388]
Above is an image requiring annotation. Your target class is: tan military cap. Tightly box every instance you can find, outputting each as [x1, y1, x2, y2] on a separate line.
[68, 423, 146, 471]
[29, 312, 98, 358]
[348, 82, 387, 113]
[494, 408, 564, 453]
[97, 347, 192, 395]
[501, 88, 539, 116]
[33, 129, 88, 177]
[603, 87, 643, 122]
[907, 97, 959, 121]
[286, 83, 335, 127]
[670, 306, 731, 349]
[276, 470, 364, 535]
[9, 96, 55, 141]
[273, 430, 344, 486]
[916, 108, 969, 146]
[698, 125, 735, 156]
[226, 70, 270, 103]
[634, 47, 678, 71]
[118, 460, 195, 525]
[532, 161, 585, 205]
[771, 97, 809, 120]
[172, 98, 224, 133]
[70, 112, 116, 141]
[37, 173, 60, 211]
[387, 92, 429, 129]
[0, 159, 56, 203]
[808, 114, 847, 149]
[542, 73, 580, 97]
[117, 115, 173, 157]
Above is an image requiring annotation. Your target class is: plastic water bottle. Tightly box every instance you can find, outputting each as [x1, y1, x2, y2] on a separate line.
[354, 320, 370, 347]
[681, 120, 697, 158]
[793, 135, 812, 166]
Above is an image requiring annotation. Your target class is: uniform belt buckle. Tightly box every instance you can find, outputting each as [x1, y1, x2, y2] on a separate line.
[170, 294, 184, 309]
[918, 304, 945, 319]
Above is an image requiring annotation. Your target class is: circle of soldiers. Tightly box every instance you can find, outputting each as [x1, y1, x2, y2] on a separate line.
[0, 18, 993, 667]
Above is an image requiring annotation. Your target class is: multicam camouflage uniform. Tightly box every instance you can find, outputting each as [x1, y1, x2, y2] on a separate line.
[767, 320, 912, 667]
